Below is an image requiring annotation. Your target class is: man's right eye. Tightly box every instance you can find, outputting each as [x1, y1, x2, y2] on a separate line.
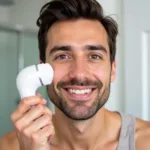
[55, 54, 70, 60]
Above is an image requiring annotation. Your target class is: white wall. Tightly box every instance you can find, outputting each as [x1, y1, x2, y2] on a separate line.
[8, 0, 124, 112]
[9, 0, 48, 29]
[0, 6, 9, 23]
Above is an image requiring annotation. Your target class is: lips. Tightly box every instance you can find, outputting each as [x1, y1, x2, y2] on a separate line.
[62, 86, 96, 101]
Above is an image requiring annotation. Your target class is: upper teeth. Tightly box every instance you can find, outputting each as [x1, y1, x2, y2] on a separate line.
[68, 89, 92, 94]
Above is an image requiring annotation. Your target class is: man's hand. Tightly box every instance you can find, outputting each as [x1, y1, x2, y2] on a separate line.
[10, 94, 55, 150]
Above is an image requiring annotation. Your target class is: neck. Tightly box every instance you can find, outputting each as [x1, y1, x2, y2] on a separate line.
[51, 108, 121, 150]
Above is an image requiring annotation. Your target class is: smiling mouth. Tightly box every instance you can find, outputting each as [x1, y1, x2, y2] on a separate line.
[62, 87, 96, 101]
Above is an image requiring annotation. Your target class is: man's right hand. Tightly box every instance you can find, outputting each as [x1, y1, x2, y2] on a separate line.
[10, 94, 55, 150]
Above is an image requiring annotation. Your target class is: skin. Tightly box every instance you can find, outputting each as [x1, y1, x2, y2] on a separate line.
[46, 19, 112, 121]
[0, 19, 150, 150]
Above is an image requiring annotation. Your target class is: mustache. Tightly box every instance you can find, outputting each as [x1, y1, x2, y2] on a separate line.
[57, 78, 103, 89]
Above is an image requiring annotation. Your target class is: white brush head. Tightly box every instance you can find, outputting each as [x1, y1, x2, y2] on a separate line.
[16, 63, 54, 99]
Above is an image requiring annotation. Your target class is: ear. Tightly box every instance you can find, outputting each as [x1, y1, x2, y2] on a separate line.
[110, 60, 116, 83]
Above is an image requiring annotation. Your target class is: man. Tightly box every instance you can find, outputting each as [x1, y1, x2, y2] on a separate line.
[0, 0, 150, 149]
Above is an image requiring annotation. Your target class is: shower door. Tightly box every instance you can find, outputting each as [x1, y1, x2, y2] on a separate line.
[0, 29, 49, 137]
[0, 29, 19, 136]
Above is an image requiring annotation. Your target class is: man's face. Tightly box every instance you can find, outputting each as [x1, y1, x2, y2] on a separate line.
[45, 19, 116, 120]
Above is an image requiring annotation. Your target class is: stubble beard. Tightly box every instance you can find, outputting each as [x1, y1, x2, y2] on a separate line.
[47, 78, 111, 121]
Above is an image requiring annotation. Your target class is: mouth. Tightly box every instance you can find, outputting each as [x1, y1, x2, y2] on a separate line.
[62, 86, 97, 101]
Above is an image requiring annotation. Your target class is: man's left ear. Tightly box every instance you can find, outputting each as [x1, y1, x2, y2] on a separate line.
[111, 60, 116, 82]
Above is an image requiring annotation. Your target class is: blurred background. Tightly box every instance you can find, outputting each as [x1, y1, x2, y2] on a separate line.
[0, 0, 149, 136]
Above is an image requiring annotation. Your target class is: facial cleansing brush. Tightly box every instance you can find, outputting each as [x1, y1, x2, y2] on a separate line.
[16, 63, 54, 99]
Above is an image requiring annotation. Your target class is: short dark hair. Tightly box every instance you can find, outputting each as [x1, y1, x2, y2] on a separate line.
[37, 0, 118, 63]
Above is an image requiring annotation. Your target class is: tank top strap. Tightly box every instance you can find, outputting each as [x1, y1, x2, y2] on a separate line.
[117, 113, 136, 150]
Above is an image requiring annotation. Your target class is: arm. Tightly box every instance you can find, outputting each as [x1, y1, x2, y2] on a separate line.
[136, 133, 150, 150]
[0, 131, 19, 150]
[136, 120, 150, 150]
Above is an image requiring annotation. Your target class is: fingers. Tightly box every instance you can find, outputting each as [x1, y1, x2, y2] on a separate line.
[21, 114, 52, 138]
[11, 94, 46, 122]
[31, 124, 55, 146]
[10, 94, 54, 149]
[14, 105, 52, 131]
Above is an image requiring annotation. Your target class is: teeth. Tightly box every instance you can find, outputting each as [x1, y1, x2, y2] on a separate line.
[68, 89, 92, 94]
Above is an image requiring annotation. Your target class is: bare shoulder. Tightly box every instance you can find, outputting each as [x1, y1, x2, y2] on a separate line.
[0, 130, 19, 150]
[136, 118, 150, 150]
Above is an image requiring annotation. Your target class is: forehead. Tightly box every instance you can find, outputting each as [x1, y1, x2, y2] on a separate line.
[46, 19, 109, 52]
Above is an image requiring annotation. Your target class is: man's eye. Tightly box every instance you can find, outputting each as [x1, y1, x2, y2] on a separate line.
[90, 54, 101, 60]
[55, 54, 69, 60]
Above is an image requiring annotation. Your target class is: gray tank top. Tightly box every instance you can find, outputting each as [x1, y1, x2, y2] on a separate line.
[49, 113, 136, 150]
[117, 113, 136, 150]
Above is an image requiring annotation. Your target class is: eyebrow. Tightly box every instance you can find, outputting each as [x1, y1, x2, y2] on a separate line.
[86, 45, 107, 53]
[49, 44, 107, 55]
[49, 45, 72, 55]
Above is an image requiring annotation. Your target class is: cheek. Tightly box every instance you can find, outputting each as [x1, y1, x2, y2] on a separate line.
[90, 64, 111, 83]
[52, 64, 71, 85]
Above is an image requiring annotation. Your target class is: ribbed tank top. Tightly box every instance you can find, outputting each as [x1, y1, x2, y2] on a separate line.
[117, 113, 135, 150]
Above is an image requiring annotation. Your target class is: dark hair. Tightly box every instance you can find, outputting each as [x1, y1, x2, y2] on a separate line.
[37, 0, 118, 63]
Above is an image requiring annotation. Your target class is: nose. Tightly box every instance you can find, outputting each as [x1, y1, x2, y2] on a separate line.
[68, 58, 91, 79]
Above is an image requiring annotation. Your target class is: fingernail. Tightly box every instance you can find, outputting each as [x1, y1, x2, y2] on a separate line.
[48, 135, 52, 141]
[37, 93, 41, 97]
[42, 99, 47, 104]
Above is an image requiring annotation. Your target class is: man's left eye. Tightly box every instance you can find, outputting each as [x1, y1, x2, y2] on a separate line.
[90, 54, 101, 60]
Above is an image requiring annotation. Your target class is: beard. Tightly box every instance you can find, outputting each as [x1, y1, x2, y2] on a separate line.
[47, 77, 111, 121]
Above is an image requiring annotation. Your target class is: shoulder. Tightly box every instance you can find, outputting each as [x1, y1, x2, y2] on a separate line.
[0, 131, 19, 150]
[135, 118, 150, 150]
